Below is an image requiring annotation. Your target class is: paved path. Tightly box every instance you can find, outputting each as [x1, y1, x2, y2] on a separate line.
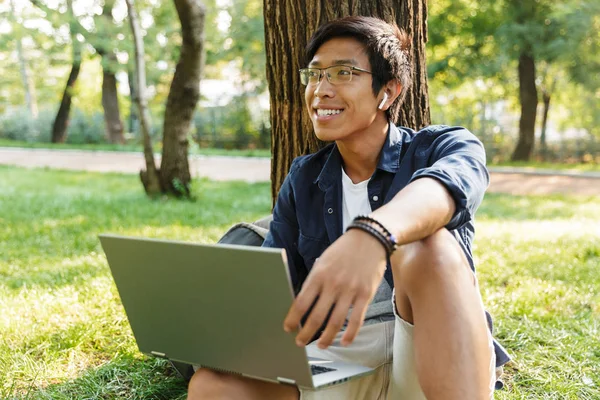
[1, 147, 599, 196]
[0, 147, 270, 183]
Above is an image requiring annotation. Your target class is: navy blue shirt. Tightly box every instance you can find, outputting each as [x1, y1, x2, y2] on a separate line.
[263, 123, 510, 367]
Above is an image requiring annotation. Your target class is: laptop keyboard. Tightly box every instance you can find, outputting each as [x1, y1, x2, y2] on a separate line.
[310, 364, 336, 375]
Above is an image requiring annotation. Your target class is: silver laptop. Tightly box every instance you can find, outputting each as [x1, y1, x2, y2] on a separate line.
[99, 234, 374, 390]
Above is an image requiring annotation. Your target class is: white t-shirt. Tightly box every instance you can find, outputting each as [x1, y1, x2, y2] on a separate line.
[341, 166, 394, 324]
[341, 167, 372, 231]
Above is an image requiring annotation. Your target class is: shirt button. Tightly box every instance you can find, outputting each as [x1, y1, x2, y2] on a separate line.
[327, 208, 333, 214]
[372, 195, 379, 201]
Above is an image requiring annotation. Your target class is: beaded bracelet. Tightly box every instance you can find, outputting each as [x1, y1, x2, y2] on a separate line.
[346, 220, 394, 258]
[353, 215, 398, 253]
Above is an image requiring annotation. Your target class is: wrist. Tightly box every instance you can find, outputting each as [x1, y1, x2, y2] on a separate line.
[346, 215, 398, 259]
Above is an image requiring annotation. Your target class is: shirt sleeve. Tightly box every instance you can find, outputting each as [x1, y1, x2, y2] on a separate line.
[409, 127, 489, 231]
[262, 159, 307, 292]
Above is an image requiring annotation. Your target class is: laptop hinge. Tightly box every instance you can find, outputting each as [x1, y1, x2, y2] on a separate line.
[151, 351, 167, 358]
[277, 377, 296, 385]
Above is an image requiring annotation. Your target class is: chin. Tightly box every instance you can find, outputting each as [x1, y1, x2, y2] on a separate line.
[313, 128, 340, 142]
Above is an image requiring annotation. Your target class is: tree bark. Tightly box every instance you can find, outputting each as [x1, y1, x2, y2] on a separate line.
[127, 67, 140, 135]
[539, 89, 550, 161]
[52, 63, 80, 143]
[511, 52, 538, 161]
[263, 0, 430, 201]
[100, 1, 125, 144]
[101, 63, 125, 144]
[52, 0, 81, 143]
[125, 0, 162, 196]
[159, 0, 206, 197]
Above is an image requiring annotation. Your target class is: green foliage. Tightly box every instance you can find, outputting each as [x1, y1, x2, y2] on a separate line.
[553, 0, 600, 90]
[66, 109, 108, 144]
[0, 107, 108, 145]
[221, 0, 266, 88]
[0, 2, 67, 111]
[428, 0, 509, 86]
[194, 94, 270, 150]
[428, 0, 600, 163]
[0, 108, 52, 142]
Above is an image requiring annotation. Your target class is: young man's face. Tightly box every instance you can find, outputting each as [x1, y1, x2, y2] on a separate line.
[305, 37, 383, 143]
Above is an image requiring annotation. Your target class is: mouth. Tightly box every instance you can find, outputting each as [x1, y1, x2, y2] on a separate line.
[314, 108, 345, 120]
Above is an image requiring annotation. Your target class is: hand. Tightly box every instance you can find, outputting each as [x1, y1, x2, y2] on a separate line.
[283, 229, 387, 349]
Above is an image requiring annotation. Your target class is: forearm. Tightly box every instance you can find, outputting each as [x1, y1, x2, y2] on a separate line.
[370, 177, 455, 246]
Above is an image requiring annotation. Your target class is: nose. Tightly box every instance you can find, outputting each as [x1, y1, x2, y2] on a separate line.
[313, 73, 335, 98]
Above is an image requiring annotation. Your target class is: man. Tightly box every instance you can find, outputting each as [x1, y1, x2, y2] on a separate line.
[187, 16, 509, 399]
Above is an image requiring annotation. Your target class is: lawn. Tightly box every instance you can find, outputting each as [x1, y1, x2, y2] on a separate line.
[0, 166, 599, 399]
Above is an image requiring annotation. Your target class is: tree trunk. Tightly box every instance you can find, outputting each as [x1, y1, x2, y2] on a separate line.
[126, 0, 162, 196]
[511, 52, 538, 161]
[159, 0, 206, 197]
[100, 0, 125, 144]
[52, 63, 80, 143]
[52, 0, 81, 144]
[101, 65, 125, 144]
[128, 67, 140, 135]
[539, 90, 550, 161]
[264, 0, 430, 201]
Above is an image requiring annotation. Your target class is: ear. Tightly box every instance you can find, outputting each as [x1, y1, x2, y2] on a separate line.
[378, 80, 402, 111]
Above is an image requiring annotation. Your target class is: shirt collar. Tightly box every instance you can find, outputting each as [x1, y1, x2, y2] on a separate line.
[314, 123, 403, 190]
[376, 123, 403, 173]
[314, 144, 342, 191]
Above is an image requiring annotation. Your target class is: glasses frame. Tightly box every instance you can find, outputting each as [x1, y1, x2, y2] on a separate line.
[298, 65, 372, 86]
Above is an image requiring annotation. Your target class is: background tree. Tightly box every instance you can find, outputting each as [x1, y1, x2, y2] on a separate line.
[125, 0, 161, 195]
[263, 0, 430, 200]
[427, 0, 599, 162]
[502, 0, 560, 161]
[97, 0, 125, 144]
[30, 0, 126, 144]
[50, 0, 81, 143]
[139, 0, 206, 197]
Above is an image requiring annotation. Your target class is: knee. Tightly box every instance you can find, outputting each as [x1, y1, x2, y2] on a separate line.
[391, 228, 471, 287]
[187, 368, 226, 399]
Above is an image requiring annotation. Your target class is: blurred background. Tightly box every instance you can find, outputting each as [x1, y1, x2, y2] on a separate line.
[0, 0, 598, 164]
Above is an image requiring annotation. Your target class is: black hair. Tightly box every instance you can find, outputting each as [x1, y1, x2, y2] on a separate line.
[305, 16, 412, 122]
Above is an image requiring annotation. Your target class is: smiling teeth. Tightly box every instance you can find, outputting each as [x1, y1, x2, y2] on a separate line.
[317, 109, 342, 116]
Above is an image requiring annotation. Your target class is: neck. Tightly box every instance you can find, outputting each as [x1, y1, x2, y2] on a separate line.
[337, 116, 389, 184]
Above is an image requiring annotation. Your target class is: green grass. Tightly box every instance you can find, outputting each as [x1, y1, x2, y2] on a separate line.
[490, 161, 600, 173]
[0, 138, 271, 158]
[1, 166, 599, 399]
[0, 166, 271, 399]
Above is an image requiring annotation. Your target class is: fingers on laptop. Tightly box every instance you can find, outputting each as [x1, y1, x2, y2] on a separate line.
[341, 296, 369, 346]
[317, 293, 353, 348]
[297, 289, 336, 346]
[283, 277, 321, 336]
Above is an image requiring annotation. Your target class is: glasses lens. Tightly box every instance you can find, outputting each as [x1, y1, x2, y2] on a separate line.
[300, 68, 320, 85]
[327, 66, 352, 84]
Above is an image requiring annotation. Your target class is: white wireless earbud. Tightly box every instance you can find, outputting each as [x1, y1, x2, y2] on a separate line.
[378, 93, 388, 110]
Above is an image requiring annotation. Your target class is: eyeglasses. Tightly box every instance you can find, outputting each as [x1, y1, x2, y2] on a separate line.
[299, 65, 372, 86]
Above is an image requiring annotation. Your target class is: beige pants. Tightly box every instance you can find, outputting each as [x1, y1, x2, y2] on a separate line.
[300, 294, 496, 400]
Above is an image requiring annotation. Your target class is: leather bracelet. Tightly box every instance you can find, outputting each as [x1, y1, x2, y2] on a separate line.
[353, 215, 398, 253]
[346, 221, 393, 258]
